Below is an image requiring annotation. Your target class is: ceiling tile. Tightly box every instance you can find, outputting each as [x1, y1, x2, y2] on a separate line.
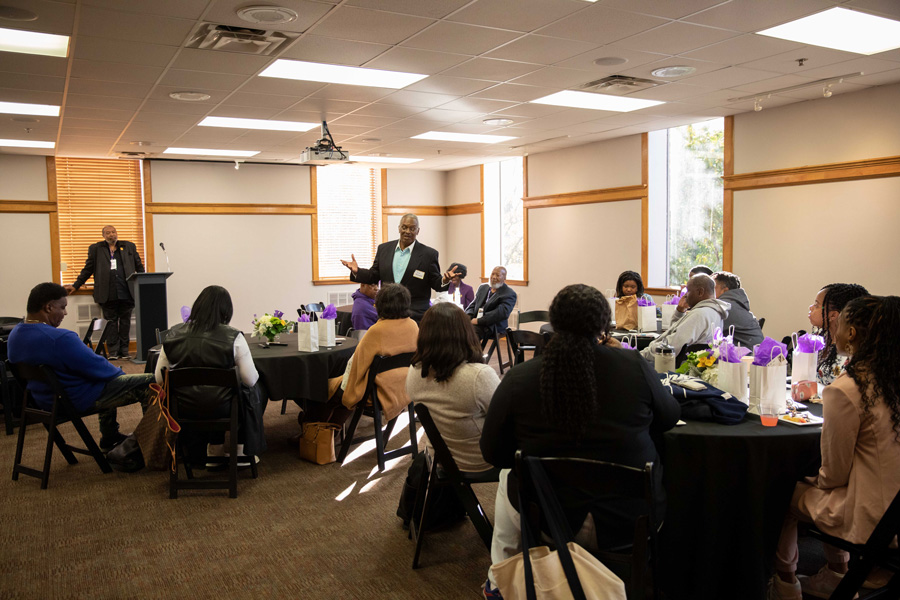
[603, 0, 727, 20]
[728, 73, 819, 94]
[281, 97, 367, 113]
[222, 92, 300, 110]
[74, 36, 179, 67]
[71, 59, 164, 84]
[170, 48, 271, 75]
[364, 47, 470, 74]
[238, 77, 326, 97]
[470, 83, 554, 102]
[310, 6, 434, 45]
[440, 58, 542, 82]
[308, 83, 396, 103]
[848, 68, 900, 86]
[401, 22, 520, 55]
[405, 75, 495, 96]
[615, 22, 740, 56]
[0, 73, 66, 93]
[331, 114, 397, 128]
[775, 81, 870, 100]
[66, 79, 152, 98]
[349, 103, 429, 119]
[345, 0, 471, 19]
[0, 53, 68, 77]
[412, 108, 484, 123]
[447, 0, 586, 33]
[0, 88, 63, 105]
[786, 57, 899, 80]
[681, 34, 804, 65]
[141, 99, 215, 115]
[78, 5, 196, 46]
[65, 94, 143, 111]
[490, 103, 568, 118]
[679, 66, 781, 87]
[438, 97, 519, 113]
[1, 0, 76, 35]
[536, 5, 668, 45]
[61, 124, 125, 137]
[149, 85, 230, 104]
[511, 66, 603, 88]
[684, 0, 838, 33]
[376, 90, 459, 108]
[738, 45, 860, 74]
[209, 105, 283, 119]
[556, 44, 668, 73]
[203, 0, 334, 33]
[62, 106, 135, 121]
[486, 35, 598, 65]
[627, 82, 717, 101]
[158, 69, 248, 90]
[130, 112, 201, 125]
[279, 36, 391, 66]
[83, 0, 209, 20]
[845, 0, 900, 19]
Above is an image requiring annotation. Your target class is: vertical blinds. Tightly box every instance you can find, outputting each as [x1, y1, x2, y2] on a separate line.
[316, 165, 381, 279]
[56, 158, 145, 288]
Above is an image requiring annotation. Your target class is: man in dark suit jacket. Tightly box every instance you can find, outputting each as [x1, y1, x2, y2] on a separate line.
[65, 225, 145, 359]
[466, 266, 517, 341]
[341, 214, 457, 320]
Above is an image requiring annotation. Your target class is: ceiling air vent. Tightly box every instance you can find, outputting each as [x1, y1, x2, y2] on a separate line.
[578, 75, 661, 96]
[185, 23, 299, 56]
[116, 151, 149, 159]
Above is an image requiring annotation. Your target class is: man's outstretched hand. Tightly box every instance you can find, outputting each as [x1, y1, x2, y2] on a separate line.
[340, 254, 359, 274]
[441, 264, 459, 285]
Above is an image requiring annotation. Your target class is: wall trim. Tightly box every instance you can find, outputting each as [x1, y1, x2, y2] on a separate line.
[382, 205, 448, 216]
[0, 200, 56, 212]
[143, 160, 155, 272]
[46, 156, 61, 284]
[724, 154, 900, 191]
[523, 184, 647, 209]
[723, 115, 734, 272]
[446, 202, 480, 215]
[146, 202, 315, 215]
[640, 132, 649, 283]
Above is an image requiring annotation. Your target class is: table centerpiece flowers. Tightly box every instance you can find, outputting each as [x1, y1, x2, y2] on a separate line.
[252, 310, 293, 345]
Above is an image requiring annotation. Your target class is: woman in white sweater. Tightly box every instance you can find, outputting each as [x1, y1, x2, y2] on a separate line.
[406, 302, 500, 472]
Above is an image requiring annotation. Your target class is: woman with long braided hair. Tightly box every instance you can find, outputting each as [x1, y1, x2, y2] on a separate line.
[479, 284, 680, 598]
[770, 295, 900, 599]
[807, 283, 869, 386]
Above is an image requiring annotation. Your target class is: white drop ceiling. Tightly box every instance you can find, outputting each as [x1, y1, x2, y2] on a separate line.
[1, 0, 899, 170]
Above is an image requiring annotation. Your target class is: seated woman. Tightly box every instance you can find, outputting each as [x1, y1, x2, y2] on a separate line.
[613, 269, 653, 330]
[406, 302, 500, 473]
[807, 283, 869, 387]
[770, 295, 900, 599]
[309, 283, 418, 428]
[479, 284, 681, 598]
[447, 262, 475, 309]
[155, 285, 264, 465]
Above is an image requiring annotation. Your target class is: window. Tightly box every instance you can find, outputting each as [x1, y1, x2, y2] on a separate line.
[315, 165, 382, 280]
[483, 157, 525, 281]
[56, 158, 145, 288]
[647, 118, 724, 287]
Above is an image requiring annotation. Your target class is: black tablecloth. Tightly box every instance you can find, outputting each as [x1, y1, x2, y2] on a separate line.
[660, 404, 823, 600]
[538, 323, 659, 350]
[146, 333, 357, 405]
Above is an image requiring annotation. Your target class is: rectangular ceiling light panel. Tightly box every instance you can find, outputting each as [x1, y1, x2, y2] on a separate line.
[260, 59, 427, 89]
[758, 8, 900, 55]
[531, 90, 664, 112]
[199, 117, 318, 132]
[412, 132, 516, 144]
[0, 101, 60, 117]
[0, 138, 55, 148]
[163, 147, 260, 157]
[0, 27, 69, 58]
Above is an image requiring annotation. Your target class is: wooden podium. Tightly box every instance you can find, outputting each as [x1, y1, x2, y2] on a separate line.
[127, 272, 171, 363]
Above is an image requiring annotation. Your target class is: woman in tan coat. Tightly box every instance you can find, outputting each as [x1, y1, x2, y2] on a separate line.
[769, 295, 900, 599]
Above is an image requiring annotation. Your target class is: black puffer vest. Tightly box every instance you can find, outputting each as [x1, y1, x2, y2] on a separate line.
[162, 323, 240, 418]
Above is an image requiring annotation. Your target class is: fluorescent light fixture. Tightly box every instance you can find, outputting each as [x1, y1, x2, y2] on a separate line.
[0, 138, 55, 148]
[757, 8, 900, 55]
[349, 156, 423, 164]
[163, 147, 260, 157]
[412, 131, 516, 144]
[198, 116, 318, 132]
[0, 27, 69, 57]
[530, 90, 664, 112]
[0, 101, 60, 117]
[260, 59, 427, 89]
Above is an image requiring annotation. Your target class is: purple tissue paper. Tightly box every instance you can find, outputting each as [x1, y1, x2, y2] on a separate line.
[637, 297, 655, 307]
[181, 305, 191, 323]
[752, 337, 788, 366]
[322, 304, 337, 320]
[298, 314, 310, 323]
[719, 340, 751, 363]
[796, 333, 825, 354]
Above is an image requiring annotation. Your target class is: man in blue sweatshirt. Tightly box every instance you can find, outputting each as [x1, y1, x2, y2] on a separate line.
[8, 282, 153, 451]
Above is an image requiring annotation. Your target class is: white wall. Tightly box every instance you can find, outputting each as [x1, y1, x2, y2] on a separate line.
[387, 170, 445, 206]
[445, 166, 480, 206]
[150, 161, 310, 204]
[527, 134, 642, 196]
[0, 155, 48, 200]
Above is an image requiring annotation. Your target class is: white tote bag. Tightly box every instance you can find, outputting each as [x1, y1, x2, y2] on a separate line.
[604, 289, 617, 322]
[791, 333, 818, 384]
[660, 302, 678, 330]
[637, 305, 656, 332]
[297, 321, 319, 352]
[749, 353, 787, 414]
[717, 360, 749, 405]
[318, 318, 336, 347]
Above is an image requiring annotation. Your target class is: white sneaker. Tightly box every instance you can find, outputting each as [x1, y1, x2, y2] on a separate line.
[767, 575, 802, 600]
[206, 443, 226, 468]
[798, 566, 858, 599]
[235, 444, 259, 468]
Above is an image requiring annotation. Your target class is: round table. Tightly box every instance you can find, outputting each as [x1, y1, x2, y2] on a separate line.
[660, 404, 823, 600]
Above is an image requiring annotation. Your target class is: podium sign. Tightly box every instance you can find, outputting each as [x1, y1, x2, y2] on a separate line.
[126, 272, 172, 362]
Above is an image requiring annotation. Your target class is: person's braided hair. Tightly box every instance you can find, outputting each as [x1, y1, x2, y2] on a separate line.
[818, 283, 869, 376]
[843, 296, 900, 439]
[615, 270, 645, 297]
[540, 284, 611, 438]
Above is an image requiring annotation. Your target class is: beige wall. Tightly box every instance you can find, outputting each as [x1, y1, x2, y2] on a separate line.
[527, 134, 642, 196]
[150, 161, 310, 204]
[445, 165, 480, 206]
[386, 169, 445, 206]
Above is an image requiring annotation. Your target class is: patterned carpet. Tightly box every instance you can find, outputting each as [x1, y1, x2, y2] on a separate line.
[0, 358, 499, 600]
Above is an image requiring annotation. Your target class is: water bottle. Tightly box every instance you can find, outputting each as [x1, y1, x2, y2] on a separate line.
[653, 343, 676, 374]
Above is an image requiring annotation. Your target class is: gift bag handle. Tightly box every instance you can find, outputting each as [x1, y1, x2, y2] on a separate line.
[792, 332, 799, 350]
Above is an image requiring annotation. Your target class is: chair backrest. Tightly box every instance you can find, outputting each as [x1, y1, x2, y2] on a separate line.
[862, 481, 900, 556]
[518, 310, 550, 328]
[166, 367, 241, 420]
[758, 317, 766, 331]
[8, 363, 78, 415]
[366, 352, 415, 390]
[414, 403, 463, 480]
[349, 328, 366, 340]
[507, 327, 551, 366]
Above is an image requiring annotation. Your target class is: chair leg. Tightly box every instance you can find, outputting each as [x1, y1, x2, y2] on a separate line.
[406, 403, 418, 459]
[338, 404, 364, 463]
[228, 429, 238, 499]
[40, 419, 57, 490]
[373, 408, 388, 472]
[44, 421, 78, 465]
[280, 398, 288, 415]
[412, 463, 440, 569]
[455, 484, 494, 551]
[11, 407, 28, 481]
[68, 413, 112, 473]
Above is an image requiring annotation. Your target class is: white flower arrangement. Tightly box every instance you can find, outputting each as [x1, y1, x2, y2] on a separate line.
[252, 310, 293, 342]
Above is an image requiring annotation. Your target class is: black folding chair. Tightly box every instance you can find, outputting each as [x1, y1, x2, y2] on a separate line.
[518, 310, 550, 328]
[410, 404, 498, 568]
[1, 358, 20, 435]
[506, 327, 551, 366]
[806, 487, 900, 599]
[82, 317, 110, 358]
[482, 330, 512, 374]
[9, 363, 112, 489]
[337, 353, 417, 472]
[167, 367, 257, 499]
[516, 451, 661, 600]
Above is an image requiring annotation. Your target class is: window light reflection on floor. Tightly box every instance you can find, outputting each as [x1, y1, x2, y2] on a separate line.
[340, 411, 419, 467]
[334, 481, 357, 501]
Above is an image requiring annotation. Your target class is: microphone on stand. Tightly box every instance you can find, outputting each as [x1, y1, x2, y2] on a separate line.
[159, 242, 170, 272]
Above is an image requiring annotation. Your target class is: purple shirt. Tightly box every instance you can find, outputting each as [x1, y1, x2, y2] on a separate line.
[449, 281, 475, 310]
[351, 289, 378, 331]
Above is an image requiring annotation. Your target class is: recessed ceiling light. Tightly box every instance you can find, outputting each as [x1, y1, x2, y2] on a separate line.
[198, 116, 318, 132]
[412, 131, 516, 144]
[0, 138, 54, 148]
[236, 5, 299, 25]
[0, 101, 59, 116]
[0, 6, 38, 21]
[260, 59, 428, 89]
[163, 147, 260, 157]
[0, 26, 68, 57]
[482, 117, 514, 126]
[169, 91, 211, 102]
[757, 7, 900, 55]
[530, 90, 664, 112]
[594, 57, 628, 66]
[651, 65, 696, 78]
[349, 156, 423, 164]
[130, 141, 152, 146]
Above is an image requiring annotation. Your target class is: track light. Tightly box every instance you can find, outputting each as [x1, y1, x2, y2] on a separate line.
[234, 160, 241, 170]
[823, 84, 833, 98]
[754, 98, 762, 112]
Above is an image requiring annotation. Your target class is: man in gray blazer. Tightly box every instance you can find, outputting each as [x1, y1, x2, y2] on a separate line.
[466, 266, 517, 342]
[66, 225, 144, 359]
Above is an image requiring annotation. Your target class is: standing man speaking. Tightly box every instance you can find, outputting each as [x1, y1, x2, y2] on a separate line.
[341, 213, 456, 321]
[65, 225, 144, 360]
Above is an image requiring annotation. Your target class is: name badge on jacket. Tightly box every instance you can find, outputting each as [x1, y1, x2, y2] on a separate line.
[413, 270, 425, 279]
[110, 258, 117, 270]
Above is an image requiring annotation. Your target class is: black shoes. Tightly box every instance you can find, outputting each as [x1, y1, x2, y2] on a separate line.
[99, 431, 128, 452]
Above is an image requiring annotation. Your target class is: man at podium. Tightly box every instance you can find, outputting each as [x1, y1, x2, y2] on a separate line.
[65, 225, 145, 360]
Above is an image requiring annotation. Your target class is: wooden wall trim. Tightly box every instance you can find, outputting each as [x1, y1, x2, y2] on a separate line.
[640, 133, 649, 283]
[0, 200, 56, 213]
[523, 184, 647, 209]
[143, 160, 155, 271]
[724, 154, 900, 191]
[381, 168, 388, 243]
[480, 164, 485, 279]
[311, 165, 319, 281]
[46, 157, 60, 283]
[522, 154, 529, 284]
[146, 202, 315, 215]
[446, 202, 480, 216]
[723, 116, 734, 272]
[382, 205, 448, 216]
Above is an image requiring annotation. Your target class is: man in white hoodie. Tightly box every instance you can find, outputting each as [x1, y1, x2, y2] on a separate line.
[641, 274, 730, 362]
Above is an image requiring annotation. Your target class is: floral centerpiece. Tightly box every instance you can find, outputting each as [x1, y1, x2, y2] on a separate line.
[676, 348, 720, 385]
[252, 310, 293, 344]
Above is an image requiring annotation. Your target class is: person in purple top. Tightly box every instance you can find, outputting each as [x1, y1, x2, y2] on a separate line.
[447, 262, 475, 309]
[7, 282, 153, 451]
[351, 282, 379, 331]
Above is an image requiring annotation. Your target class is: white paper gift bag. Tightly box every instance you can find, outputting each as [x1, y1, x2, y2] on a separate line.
[297, 321, 319, 352]
[717, 360, 749, 405]
[637, 305, 656, 332]
[791, 333, 818, 384]
[317, 318, 336, 347]
[749, 354, 788, 414]
[661, 304, 678, 330]
[604, 289, 617, 321]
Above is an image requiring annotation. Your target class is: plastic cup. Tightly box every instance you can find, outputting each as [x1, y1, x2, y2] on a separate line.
[759, 401, 778, 427]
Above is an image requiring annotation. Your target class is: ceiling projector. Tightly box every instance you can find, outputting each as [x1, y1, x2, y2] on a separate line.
[300, 121, 349, 165]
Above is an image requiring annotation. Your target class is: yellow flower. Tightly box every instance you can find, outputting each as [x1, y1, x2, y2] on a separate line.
[697, 354, 716, 368]
[280, 319, 286, 326]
